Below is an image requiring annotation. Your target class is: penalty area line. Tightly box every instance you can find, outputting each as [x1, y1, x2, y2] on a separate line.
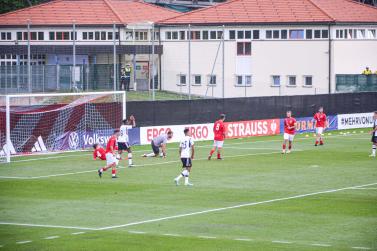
[96, 182, 377, 230]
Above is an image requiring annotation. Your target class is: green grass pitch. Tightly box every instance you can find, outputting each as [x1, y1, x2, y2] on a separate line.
[0, 130, 376, 251]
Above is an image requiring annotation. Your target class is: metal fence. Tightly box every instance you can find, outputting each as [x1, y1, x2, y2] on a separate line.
[336, 74, 377, 93]
[0, 64, 119, 94]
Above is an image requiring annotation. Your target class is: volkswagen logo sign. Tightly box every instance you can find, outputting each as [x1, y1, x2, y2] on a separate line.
[68, 132, 79, 149]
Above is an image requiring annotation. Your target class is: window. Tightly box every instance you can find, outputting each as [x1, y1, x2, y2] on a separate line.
[367, 29, 376, 39]
[304, 76, 313, 86]
[83, 32, 88, 40]
[56, 32, 62, 40]
[210, 31, 216, 39]
[237, 30, 244, 39]
[217, 31, 223, 39]
[115, 32, 119, 40]
[306, 29, 312, 39]
[89, 32, 93, 40]
[179, 74, 186, 85]
[253, 30, 260, 39]
[49, 32, 55, 40]
[1, 32, 5, 40]
[236, 75, 243, 85]
[166, 31, 172, 40]
[64, 32, 69, 40]
[272, 75, 280, 86]
[281, 30, 287, 39]
[289, 30, 304, 39]
[321, 30, 328, 38]
[17, 32, 22, 40]
[70, 32, 77, 40]
[356, 29, 365, 39]
[266, 30, 272, 39]
[95, 31, 100, 40]
[237, 42, 251, 56]
[287, 76, 296, 86]
[4, 32, 11, 40]
[193, 75, 201, 85]
[23, 32, 28, 40]
[202, 31, 209, 40]
[229, 30, 236, 39]
[172, 31, 178, 40]
[273, 30, 279, 39]
[101, 31, 106, 40]
[179, 31, 185, 40]
[314, 30, 321, 38]
[190, 31, 200, 40]
[245, 30, 251, 39]
[208, 75, 216, 85]
[38, 32, 44, 40]
[245, 75, 252, 86]
[108, 32, 113, 40]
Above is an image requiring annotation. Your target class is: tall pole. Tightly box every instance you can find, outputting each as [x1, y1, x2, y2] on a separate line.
[27, 20, 31, 93]
[151, 24, 155, 101]
[72, 21, 76, 91]
[188, 24, 191, 100]
[222, 25, 225, 99]
[113, 22, 116, 91]
[132, 28, 136, 91]
[5, 95, 10, 163]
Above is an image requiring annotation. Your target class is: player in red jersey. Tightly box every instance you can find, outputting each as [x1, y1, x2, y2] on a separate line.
[98, 129, 120, 178]
[282, 110, 297, 154]
[208, 114, 226, 160]
[93, 143, 106, 160]
[314, 106, 327, 146]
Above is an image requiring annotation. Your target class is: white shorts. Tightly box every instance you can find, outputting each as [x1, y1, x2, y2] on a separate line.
[106, 153, 118, 166]
[316, 127, 324, 135]
[283, 133, 295, 141]
[213, 140, 224, 148]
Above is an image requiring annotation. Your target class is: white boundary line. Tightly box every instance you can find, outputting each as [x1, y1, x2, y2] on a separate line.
[96, 182, 377, 230]
[0, 150, 289, 180]
[1, 182, 375, 231]
[0, 222, 95, 230]
[2, 132, 367, 164]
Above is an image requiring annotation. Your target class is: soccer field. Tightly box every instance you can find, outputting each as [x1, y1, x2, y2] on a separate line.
[0, 130, 376, 251]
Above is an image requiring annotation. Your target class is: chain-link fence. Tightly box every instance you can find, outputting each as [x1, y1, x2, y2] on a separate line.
[336, 74, 377, 93]
[0, 64, 119, 94]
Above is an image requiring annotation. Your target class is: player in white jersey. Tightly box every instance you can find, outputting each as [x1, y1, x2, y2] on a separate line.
[118, 119, 133, 166]
[369, 111, 377, 157]
[174, 128, 195, 186]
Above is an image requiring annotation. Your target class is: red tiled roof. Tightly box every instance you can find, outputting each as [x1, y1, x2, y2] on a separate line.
[0, 0, 179, 26]
[161, 0, 377, 25]
[310, 0, 377, 23]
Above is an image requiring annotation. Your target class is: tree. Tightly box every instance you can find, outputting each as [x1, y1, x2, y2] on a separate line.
[0, 0, 50, 14]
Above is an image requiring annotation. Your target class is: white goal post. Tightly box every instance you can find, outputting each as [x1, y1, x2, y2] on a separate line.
[0, 91, 126, 163]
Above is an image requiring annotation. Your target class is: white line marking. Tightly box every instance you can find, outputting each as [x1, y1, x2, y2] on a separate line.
[352, 247, 371, 250]
[0, 222, 95, 230]
[96, 182, 377, 230]
[198, 236, 216, 239]
[1, 132, 366, 164]
[310, 243, 332, 247]
[348, 187, 377, 190]
[0, 150, 289, 180]
[272, 240, 292, 244]
[234, 238, 252, 242]
[71, 232, 85, 235]
[163, 233, 181, 237]
[44, 236, 59, 240]
[128, 231, 146, 234]
[16, 240, 32, 244]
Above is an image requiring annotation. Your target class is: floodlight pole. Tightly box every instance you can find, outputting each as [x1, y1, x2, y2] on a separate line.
[222, 25, 225, 99]
[188, 24, 191, 100]
[27, 20, 31, 93]
[151, 24, 156, 101]
[113, 22, 117, 91]
[72, 21, 76, 91]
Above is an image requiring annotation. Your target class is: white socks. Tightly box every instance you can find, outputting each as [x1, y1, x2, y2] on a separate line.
[146, 153, 155, 157]
[372, 145, 376, 155]
[128, 153, 133, 165]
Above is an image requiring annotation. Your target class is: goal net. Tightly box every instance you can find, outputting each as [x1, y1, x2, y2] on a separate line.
[0, 91, 126, 163]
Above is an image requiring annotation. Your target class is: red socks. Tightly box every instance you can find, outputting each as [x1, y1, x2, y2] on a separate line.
[288, 142, 292, 150]
[217, 153, 221, 159]
[209, 149, 215, 156]
[282, 144, 286, 150]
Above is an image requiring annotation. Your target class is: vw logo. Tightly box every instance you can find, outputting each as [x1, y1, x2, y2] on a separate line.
[68, 132, 79, 149]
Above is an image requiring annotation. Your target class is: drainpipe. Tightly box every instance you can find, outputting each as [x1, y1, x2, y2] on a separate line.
[328, 23, 332, 94]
